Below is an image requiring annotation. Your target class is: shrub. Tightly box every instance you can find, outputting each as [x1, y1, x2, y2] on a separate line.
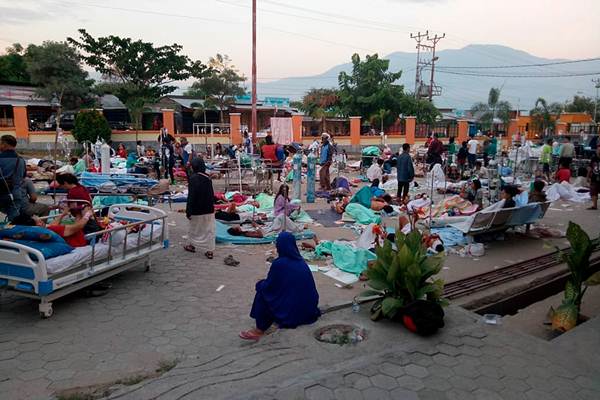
[72, 109, 111, 144]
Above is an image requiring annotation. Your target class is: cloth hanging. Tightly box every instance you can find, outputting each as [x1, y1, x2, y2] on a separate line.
[270, 117, 293, 145]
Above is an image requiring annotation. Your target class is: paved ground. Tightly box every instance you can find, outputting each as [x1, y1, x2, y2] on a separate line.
[1, 177, 600, 399]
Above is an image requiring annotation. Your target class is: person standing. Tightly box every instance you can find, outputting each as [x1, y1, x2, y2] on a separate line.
[488, 135, 498, 161]
[319, 134, 333, 190]
[396, 143, 415, 201]
[426, 134, 444, 167]
[588, 146, 600, 210]
[467, 137, 479, 169]
[184, 158, 216, 259]
[243, 131, 252, 154]
[559, 136, 575, 168]
[540, 139, 552, 180]
[0, 135, 25, 221]
[447, 137, 457, 165]
[136, 140, 145, 158]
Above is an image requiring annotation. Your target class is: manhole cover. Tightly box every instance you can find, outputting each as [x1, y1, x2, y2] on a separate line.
[314, 324, 367, 345]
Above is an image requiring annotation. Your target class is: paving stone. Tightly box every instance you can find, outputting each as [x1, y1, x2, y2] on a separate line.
[19, 368, 49, 381]
[370, 374, 399, 390]
[449, 375, 478, 392]
[345, 373, 372, 391]
[575, 375, 600, 391]
[500, 377, 530, 392]
[578, 389, 600, 400]
[415, 389, 445, 400]
[319, 375, 345, 390]
[472, 388, 503, 400]
[389, 387, 419, 400]
[461, 336, 484, 348]
[334, 387, 364, 400]
[378, 362, 404, 378]
[447, 388, 475, 400]
[436, 343, 460, 356]
[427, 364, 455, 379]
[499, 389, 528, 400]
[361, 387, 392, 400]
[396, 376, 425, 391]
[305, 384, 334, 400]
[404, 364, 429, 379]
[45, 369, 76, 381]
[525, 389, 557, 400]
[474, 376, 504, 392]
[432, 354, 459, 367]
[459, 345, 483, 357]
[421, 375, 452, 391]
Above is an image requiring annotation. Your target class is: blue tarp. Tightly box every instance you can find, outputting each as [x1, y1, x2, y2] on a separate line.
[80, 172, 158, 189]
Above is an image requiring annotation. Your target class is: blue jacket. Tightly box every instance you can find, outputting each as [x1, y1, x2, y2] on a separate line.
[0, 150, 25, 199]
[396, 151, 415, 182]
[320, 143, 332, 165]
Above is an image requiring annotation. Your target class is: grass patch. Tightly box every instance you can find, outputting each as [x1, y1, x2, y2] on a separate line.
[115, 374, 147, 386]
[156, 358, 178, 374]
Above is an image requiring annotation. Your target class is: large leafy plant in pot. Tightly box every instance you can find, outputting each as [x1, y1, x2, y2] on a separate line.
[361, 229, 446, 322]
[551, 222, 598, 332]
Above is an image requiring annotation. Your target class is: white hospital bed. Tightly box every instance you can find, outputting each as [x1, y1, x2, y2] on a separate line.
[0, 204, 169, 318]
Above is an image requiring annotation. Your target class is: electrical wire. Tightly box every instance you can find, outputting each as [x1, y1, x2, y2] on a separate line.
[434, 70, 600, 78]
[436, 57, 600, 69]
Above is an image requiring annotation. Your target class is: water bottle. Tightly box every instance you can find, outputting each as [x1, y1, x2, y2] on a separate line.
[352, 297, 360, 313]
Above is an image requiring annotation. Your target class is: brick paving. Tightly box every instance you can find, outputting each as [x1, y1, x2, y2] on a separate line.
[0, 202, 599, 399]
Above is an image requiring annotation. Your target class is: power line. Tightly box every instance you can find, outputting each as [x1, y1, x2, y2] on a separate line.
[434, 70, 600, 78]
[436, 57, 600, 69]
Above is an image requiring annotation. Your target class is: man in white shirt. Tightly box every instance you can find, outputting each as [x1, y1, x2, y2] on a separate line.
[367, 158, 384, 182]
[309, 139, 320, 155]
[467, 138, 479, 169]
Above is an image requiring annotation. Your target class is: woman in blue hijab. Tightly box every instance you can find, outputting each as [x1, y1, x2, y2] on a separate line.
[240, 232, 321, 341]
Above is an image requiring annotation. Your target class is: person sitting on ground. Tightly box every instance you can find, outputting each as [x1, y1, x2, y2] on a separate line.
[461, 179, 483, 210]
[274, 184, 300, 217]
[573, 167, 589, 188]
[366, 158, 384, 182]
[529, 180, 547, 203]
[473, 160, 489, 180]
[34, 203, 93, 248]
[116, 143, 128, 159]
[555, 163, 572, 183]
[501, 185, 519, 208]
[370, 178, 386, 198]
[239, 232, 320, 341]
[20, 176, 51, 217]
[446, 164, 461, 182]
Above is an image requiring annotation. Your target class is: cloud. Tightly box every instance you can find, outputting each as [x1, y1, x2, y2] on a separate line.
[0, 1, 73, 25]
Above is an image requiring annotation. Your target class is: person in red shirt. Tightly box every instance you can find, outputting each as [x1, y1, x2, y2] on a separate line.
[555, 163, 572, 183]
[56, 173, 92, 205]
[116, 143, 128, 158]
[261, 135, 278, 162]
[34, 204, 93, 247]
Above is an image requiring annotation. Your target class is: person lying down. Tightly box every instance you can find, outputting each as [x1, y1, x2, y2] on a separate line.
[227, 214, 305, 238]
[332, 185, 394, 214]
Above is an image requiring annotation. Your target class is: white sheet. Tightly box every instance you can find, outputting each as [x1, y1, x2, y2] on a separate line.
[45, 222, 164, 275]
[546, 182, 590, 203]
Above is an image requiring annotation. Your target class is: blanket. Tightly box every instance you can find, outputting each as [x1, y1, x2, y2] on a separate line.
[343, 203, 381, 225]
[215, 221, 314, 244]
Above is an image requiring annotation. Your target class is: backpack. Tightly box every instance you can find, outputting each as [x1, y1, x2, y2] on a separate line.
[0, 157, 22, 196]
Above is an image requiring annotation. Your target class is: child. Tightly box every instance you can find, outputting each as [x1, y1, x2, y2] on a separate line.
[555, 163, 571, 183]
[446, 164, 461, 182]
[529, 180, 547, 203]
[184, 158, 216, 259]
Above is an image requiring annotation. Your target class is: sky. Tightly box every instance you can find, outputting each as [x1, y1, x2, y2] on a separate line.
[1, 0, 599, 86]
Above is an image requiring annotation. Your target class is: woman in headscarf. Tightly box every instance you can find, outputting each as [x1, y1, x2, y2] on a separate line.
[184, 157, 216, 259]
[240, 232, 321, 341]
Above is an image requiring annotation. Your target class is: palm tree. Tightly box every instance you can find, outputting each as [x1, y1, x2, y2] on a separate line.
[370, 108, 390, 134]
[301, 88, 340, 133]
[530, 97, 563, 138]
[191, 98, 217, 133]
[471, 88, 512, 134]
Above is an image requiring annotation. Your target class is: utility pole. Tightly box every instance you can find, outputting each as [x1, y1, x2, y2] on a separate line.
[593, 78, 600, 123]
[426, 32, 445, 102]
[251, 0, 257, 145]
[410, 31, 428, 98]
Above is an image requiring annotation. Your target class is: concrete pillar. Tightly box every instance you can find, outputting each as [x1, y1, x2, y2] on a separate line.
[13, 106, 29, 140]
[161, 109, 175, 135]
[350, 116, 361, 146]
[291, 114, 303, 143]
[230, 113, 242, 145]
[507, 119, 519, 138]
[457, 119, 469, 144]
[405, 116, 416, 145]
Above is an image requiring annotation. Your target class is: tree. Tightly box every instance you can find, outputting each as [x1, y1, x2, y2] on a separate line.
[530, 97, 563, 137]
[470, 87, 512, 134]
[69, 29, 208, 133]
[0, 43, 31, 83]
[191, 99, 217, 129]
[565, 95, 596, 121]
[72, 109, 111, 144]
[400, 96, 440, 125]
[24, 41, 94, 109]
[300, 88, 340, 132]
[337, 53, 407, 129]
[185, 54, 246, 124]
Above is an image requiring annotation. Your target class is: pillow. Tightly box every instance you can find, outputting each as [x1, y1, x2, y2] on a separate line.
[0, 226, 66, 243]
[10, 239, 73, 259]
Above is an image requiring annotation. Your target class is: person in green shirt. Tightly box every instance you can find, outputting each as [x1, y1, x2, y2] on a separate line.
[486, 135, 497, 160]
[447, 137, 457, 164]
[540, 138, 552, 180]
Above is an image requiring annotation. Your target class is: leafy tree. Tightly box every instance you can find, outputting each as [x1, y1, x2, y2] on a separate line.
[95, 81, 151, 139]
[69, 29, 208, 133]
[185, 54, 246, 124]
[191, 99, 217, 128]
[530, 97, 563, 137]
[470, 87, 512, 134]
[400, 96, 440, 125]
[565, 95, 596, 121]
[72, 109, 111, 143]
[337, 54, 406, 128]
[300, 88, 340, 132]
[24, 41, 94, 109]
[0, 43, 31, 83]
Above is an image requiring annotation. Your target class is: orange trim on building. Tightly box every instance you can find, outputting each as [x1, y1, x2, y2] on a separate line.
[291, 115, 303, 142]
[13, 106, 29, 139]
[405, 117, 416, 145]
[457, 120, 469, 143]
[161, 109, 175, 135]
[350, 116, 361, 145]
[229, 113, 242, 145]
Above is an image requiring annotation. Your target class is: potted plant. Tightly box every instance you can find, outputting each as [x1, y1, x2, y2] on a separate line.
[551, 222, 598, 332]
[361, 229, 446, 327]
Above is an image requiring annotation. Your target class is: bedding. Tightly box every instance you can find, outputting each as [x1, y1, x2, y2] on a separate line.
[215, 221, 314, 244]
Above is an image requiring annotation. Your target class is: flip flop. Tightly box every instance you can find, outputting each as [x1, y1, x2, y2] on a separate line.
[224, 255, 240, 266]
[205, 251, 214, 259]
[183, 244, 196, 253]
[239, 330, 262, 341]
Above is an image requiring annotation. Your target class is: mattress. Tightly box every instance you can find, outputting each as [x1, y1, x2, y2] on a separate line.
[45, 221, 164, 275]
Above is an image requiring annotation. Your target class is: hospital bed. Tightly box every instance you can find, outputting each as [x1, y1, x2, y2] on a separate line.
[0, 204, 169, 318]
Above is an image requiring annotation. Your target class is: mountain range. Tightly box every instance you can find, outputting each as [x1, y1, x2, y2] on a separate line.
[257, 44, 600, 111]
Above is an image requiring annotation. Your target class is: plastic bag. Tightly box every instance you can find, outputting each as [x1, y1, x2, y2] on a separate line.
[466, 243, 485, 257]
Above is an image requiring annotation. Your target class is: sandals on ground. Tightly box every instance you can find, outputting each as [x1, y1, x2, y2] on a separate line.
[224, 255, 239, 266]
[183, 244, 196, 253]
[239, 330, 263, 341]
[205, 251, 214, 259]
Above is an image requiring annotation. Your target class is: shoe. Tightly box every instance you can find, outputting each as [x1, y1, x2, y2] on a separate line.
[224, 255, 240, 266]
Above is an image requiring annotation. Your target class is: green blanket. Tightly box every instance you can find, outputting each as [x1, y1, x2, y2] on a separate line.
[331, 242, 376, 275]
[343, 203, 381, 225]
[255, 193, 275, 211]
[349, 186, 373, 208]
[362, 146, 381, 157]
